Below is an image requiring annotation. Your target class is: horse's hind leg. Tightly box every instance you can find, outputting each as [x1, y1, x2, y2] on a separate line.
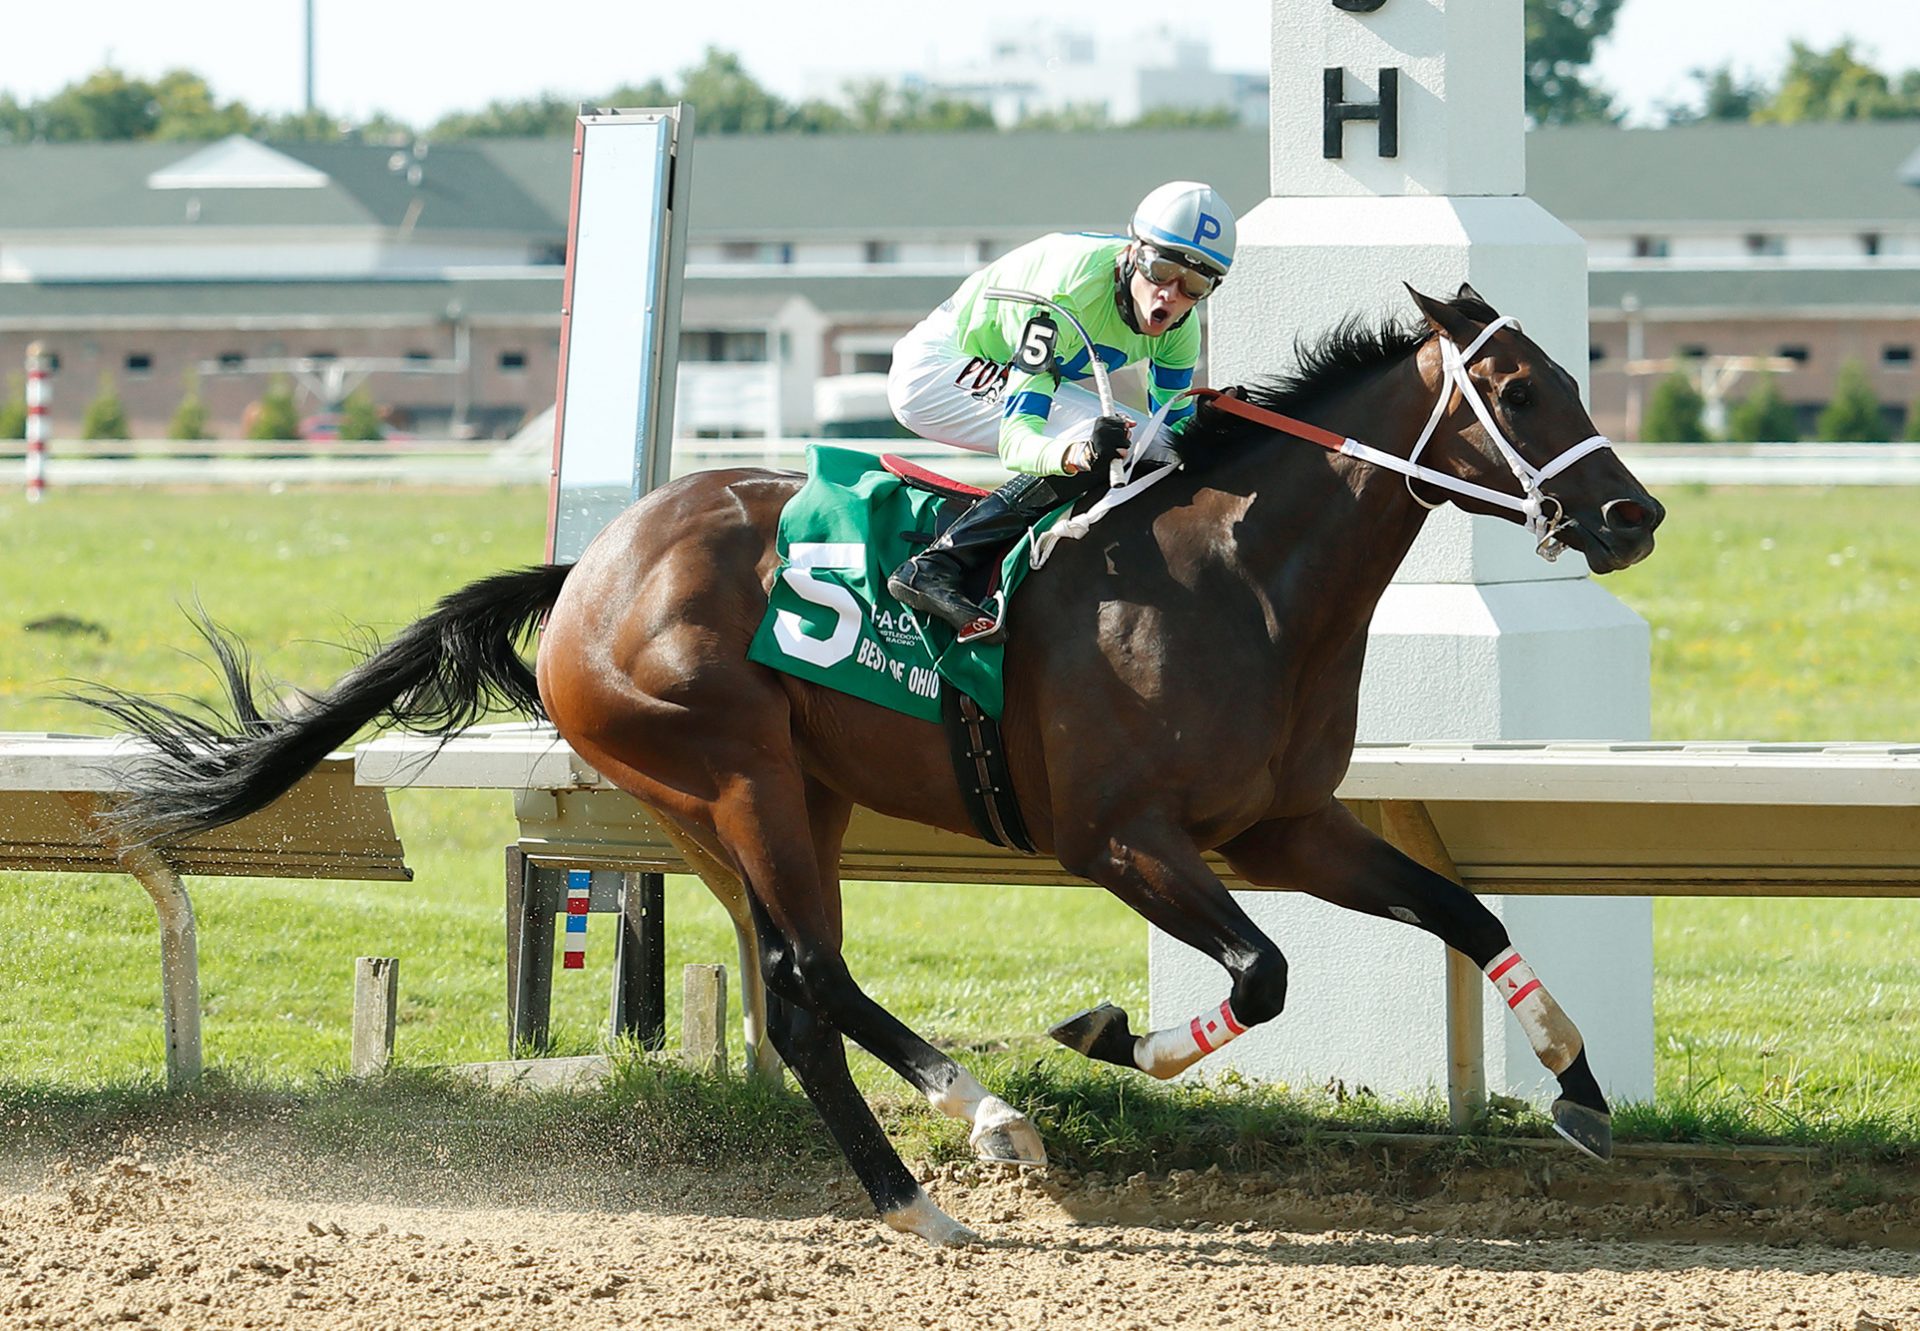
[1047, 819, 1293, 1082]
[650, 818, 783, 1081]
[1220, 802, 1613, 1160]
[766, 773, 1047, 1173]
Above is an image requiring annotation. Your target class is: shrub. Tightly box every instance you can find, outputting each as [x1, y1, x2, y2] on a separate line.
[1724, 375, 1799, 443]
[0, 375, 24, 439]
[1641, 371, 1709, 443]
[80, 372, 130, 440]
[337, 388, 384, 442]
[168, 376, 210, 441]
[1815, 359, 1888, 442]
[246, 377, 300, 441]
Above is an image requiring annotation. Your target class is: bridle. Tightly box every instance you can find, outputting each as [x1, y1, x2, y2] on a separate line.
[1191, 316, 1615, 562]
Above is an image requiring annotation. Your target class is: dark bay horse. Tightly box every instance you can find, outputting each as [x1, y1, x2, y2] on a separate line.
[83, 286, 1663, 1245]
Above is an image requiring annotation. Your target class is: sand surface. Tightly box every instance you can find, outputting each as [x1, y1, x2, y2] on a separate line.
[4, 1141, 1918, 1330]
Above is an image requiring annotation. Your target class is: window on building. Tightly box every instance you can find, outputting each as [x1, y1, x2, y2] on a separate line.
[41, 351, 61, 372]
[852, 351, 893, 374]
[1677, 344, 1708, 360]
[1861, 232, 1883, 258]
[864, 241, 899, 265]
[1744, 233, 1785, 257]
[309, 350, 338, 362]
[1777, 345, 1811, 364]
[217, 351, 245, 368]
[1884, 345, 1913, 369]
[679, 330, 770, 363]
[405, 350, 434, 363]
[1588, 344, 1607, 363]
[124, 353, 153, 376]
[1631, 235, 1669, 259]
[721, 241, 762, 262]
[977, 239, 1004, 262]
[498, 350, 528, 372]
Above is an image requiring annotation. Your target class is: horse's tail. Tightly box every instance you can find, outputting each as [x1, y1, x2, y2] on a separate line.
[72, 563, 574, 845]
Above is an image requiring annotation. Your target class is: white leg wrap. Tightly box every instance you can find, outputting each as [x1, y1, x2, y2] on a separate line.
[929, 1070, 1046, 1166]
[1485, 947, 1581, 1075]
[927, 1069, 992, 1122]
[1132, 999, 1248, 1080]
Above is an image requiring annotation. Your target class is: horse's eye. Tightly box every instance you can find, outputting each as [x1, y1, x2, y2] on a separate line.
[1501, 381, 1532, 409]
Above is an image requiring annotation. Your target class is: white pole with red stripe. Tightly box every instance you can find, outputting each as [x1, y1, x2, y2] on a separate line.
[24, 341, 49, 503]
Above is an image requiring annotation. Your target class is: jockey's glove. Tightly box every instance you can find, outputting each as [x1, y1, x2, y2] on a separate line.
[1068, 415, 1134, 473]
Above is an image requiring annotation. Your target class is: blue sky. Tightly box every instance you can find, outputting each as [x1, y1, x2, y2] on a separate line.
[4, 1, 1919, 128]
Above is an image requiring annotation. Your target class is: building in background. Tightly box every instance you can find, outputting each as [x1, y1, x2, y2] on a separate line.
[886, 24, 1268, 128]
[3, 123, 1919, 442]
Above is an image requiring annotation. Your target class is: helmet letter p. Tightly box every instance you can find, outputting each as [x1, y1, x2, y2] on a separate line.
[1193, 212, 1222, 247]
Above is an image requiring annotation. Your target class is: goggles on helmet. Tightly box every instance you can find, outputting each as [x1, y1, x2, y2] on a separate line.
[1132, 244, 1221, 300]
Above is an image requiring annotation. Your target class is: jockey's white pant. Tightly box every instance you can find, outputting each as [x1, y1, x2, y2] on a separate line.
[886, 304, 1145, 471]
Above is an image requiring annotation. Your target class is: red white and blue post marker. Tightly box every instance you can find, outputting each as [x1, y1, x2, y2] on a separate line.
[563, 868, 590, 969]
[25, 342, 48, 503]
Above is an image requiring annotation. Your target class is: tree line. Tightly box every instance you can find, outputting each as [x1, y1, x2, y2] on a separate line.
[1641, 359, 1920, 445]
[6, 5, 1920, 144]
[0, 47, 1232, 145]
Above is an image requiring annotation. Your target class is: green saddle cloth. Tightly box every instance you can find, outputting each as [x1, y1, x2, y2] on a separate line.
[746, 445, 1068, 721]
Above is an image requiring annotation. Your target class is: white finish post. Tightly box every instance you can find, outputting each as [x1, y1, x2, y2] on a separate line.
[1151, 0, 1655, 1110]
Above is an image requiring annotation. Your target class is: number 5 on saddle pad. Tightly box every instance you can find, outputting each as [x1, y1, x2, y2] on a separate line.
[746, 445, 1071, 720]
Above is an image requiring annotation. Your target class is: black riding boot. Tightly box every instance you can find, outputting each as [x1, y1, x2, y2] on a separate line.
[888, 471, 1089, 643]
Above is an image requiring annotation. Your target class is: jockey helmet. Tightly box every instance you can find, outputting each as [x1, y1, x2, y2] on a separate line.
[1129, 181, 1237, 283]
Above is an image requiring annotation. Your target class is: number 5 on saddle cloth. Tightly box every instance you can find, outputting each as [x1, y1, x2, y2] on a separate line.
[746, 444, 1075, 725]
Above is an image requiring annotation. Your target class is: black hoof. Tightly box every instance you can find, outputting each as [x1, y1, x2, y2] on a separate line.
[1047, 1002, 1139, 1070]
[1551, 1097, 1613, 1161]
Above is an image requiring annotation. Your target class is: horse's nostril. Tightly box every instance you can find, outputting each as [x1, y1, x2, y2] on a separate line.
[1603, 498, 1650, 530]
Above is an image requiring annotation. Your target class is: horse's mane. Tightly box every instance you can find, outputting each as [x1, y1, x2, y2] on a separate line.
[1179, 292, 1498, 469]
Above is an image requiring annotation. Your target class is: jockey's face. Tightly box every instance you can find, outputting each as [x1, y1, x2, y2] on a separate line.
[1126, 244, 1202, 337]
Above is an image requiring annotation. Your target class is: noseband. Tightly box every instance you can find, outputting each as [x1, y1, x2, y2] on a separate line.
[1193, 317, 1615, 562]
[1404, 316, 1613, 560]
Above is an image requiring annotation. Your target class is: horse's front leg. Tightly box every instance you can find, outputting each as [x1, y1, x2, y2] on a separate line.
[1218, 800, 1613, 1160]
[1047, 818, 1290, 1080]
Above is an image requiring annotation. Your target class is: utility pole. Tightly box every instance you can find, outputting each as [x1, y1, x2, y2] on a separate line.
[304, 0, 316, 115]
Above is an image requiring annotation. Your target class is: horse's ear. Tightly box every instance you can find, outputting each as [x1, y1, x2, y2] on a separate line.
[1404, 282, 1481, 342]
[1455, 281, 1487, 307]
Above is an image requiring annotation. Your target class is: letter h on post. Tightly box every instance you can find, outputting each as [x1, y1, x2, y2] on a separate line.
[1323, 67, 1399, 159]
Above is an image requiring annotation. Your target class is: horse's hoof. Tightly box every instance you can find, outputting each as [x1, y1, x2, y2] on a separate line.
[882, 1190, 980, 1247]
[1550, 1097, 1613, 1162]
[969, 1098, 1047, 1168]
[1048, 1002, 1138, 1069]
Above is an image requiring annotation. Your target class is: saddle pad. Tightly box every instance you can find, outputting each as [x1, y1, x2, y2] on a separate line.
[746, 444, 1067, 721]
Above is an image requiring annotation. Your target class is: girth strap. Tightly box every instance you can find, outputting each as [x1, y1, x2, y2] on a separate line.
[940, 686, 1036, 854]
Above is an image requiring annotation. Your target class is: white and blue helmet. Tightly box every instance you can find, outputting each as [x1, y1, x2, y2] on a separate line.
[1130, 180, 1237, 281]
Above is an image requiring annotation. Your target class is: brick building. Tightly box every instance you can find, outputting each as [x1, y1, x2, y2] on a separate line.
[2, 123, 1918, 441]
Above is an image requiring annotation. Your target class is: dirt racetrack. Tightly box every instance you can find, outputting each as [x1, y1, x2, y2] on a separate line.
[4, 1139, 1918, 1330]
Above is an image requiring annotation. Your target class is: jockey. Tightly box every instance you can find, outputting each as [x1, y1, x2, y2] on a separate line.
[885, 180, 1237, 642]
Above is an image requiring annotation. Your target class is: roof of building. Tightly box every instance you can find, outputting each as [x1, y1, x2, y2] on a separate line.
[1527, 122, 1920, 228]
[7, 122, 1920, 237]
[5, 123, 1920, 325]
[0, 136, 559, 234]
[1590, 266, 1920, 318]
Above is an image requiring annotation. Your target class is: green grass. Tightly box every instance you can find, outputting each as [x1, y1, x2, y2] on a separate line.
[1, 483, 1916, 1152]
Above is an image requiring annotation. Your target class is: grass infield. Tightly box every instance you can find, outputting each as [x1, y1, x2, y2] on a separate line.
[0, 482, 1915, 1151]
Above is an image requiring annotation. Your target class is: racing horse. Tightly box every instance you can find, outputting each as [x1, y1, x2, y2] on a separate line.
[81, 286, 1664, 1245]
